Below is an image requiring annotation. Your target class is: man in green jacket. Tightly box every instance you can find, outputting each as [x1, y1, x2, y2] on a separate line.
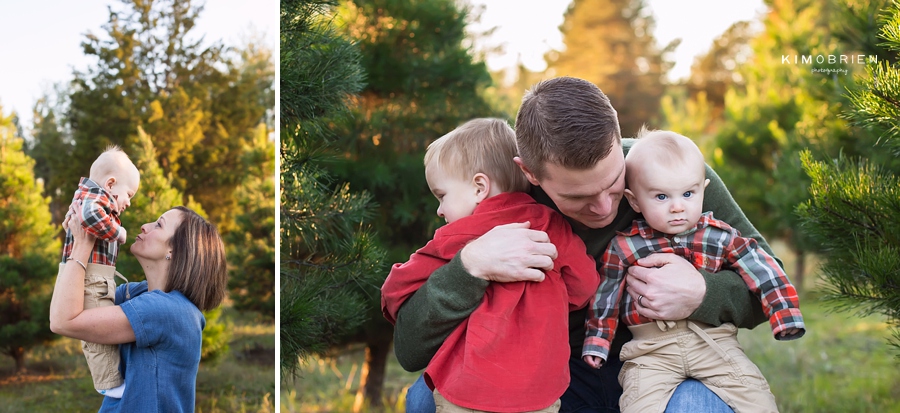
[396, 76, 772, 413]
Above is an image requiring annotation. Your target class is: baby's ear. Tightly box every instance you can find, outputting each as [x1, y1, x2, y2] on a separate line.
[623, 189, 640, 213]
[105, 177, 117, 190]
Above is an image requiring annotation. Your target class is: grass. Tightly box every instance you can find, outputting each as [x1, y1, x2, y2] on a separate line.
[0, 306, 275, 413]
[739, 299, 900, 413]
[282, 344, 419, 413]
[284, 245, 900, 412]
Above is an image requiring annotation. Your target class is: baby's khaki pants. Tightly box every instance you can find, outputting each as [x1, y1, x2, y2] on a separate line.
[618, 320, 779, 413]
[59, 262, 125, 391]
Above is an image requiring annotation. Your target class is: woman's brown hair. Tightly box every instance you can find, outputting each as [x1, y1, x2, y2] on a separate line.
[165, 206, 227, 311]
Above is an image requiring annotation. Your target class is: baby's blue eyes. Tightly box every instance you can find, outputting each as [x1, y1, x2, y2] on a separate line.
[655, 191, 693, 201]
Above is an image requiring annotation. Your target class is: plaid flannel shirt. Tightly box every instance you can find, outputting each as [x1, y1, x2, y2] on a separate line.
[60, 177, 121, 266]
[583, 211, 805, 362]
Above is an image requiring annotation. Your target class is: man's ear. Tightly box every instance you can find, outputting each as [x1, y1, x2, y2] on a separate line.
[623, 188, 641, 213]
[513, 157, 541, 186]
[473, 173, 492, 203]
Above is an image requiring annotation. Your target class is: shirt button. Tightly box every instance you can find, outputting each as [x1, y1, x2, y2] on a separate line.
[673, 236, 681, 243]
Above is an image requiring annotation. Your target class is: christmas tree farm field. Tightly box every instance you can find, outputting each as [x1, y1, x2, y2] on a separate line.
[286, 269, 900, 413]
[738, 296, 900, 413]
[0, 305, 275, 412]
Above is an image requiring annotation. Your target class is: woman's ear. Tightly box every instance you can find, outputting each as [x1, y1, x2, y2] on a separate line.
[473, 173, 492, 203]
[623, 188, 641, 213]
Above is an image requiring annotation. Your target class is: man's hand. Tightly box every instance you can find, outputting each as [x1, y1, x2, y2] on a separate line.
[460, 221, 557, 282]
[117, 227, 127, 244]
[625, 253, 706, 321]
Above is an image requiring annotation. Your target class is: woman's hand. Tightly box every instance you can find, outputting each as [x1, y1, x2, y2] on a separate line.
[64, 200, 96, 250]
[51, 198, 135, 344]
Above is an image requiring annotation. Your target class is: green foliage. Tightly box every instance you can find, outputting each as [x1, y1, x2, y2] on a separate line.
[546, 0, 673, 137]
[331, 0, 501, 264]
[37, 0, 274, 231]
[686, 21, 754, 119]
[280, 0, 365, 140]
[200, 307, 232, 364]
[0, 106, 61, 372]
[661, 21, 754, 143]
[1, 307, 274, 412]
[26, 92, 72, 220]
[660, 89, 716, 153]
[280, 0, 385, 374]
[116, 126, 205, 280]
[226, 125, 276, 321]
[798, 0, 900, 355]
[710, 0, 876, 276]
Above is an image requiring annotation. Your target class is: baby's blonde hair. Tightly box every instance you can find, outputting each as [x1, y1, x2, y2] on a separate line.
[424, 118, 530, 193]
[89, 145, 138, 182]
[626, 128, 705, 187]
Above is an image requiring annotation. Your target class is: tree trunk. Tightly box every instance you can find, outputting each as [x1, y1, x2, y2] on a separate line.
[794, 250, 806, 293]
[353, 330, 392, 412]
[12, 346, 27, 374]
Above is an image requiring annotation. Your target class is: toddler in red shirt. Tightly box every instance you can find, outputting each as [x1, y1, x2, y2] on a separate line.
[381, 118, 600, 413]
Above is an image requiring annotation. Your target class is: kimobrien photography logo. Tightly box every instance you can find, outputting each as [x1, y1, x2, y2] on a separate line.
[781, 54, 879, 76]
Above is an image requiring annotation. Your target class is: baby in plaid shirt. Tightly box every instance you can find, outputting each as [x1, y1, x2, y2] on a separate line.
[60, 145, 140, 398]
[582, 130, 805, 413]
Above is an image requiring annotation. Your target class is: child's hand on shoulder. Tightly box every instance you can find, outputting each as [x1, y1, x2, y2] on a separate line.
[117, 227, 127, 244]
[583, 355, 604, 369]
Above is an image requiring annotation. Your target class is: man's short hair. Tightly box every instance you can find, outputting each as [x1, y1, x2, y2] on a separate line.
[515, 77, 622, 180]
[424, 118, 530, 193]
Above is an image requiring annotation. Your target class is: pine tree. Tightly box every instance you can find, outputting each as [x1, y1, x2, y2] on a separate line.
[45, 0, 274, 231]
[545, 0, 674, 137]
[116, 126, 205, 280]
[280, 0, 384, 375]
[332, 0, 500, 264]
[797, 1, 900, 355]
[26, 91, 73, 223]
[326, 0, 504, 405]
[0, 105, 61, 373]
[710, 0, 876, 285]
[226, 124, 275, 321]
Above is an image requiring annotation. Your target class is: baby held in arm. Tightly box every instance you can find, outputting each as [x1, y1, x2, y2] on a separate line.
[59, 145, 140, 398]
[582, 130, 805, 413]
